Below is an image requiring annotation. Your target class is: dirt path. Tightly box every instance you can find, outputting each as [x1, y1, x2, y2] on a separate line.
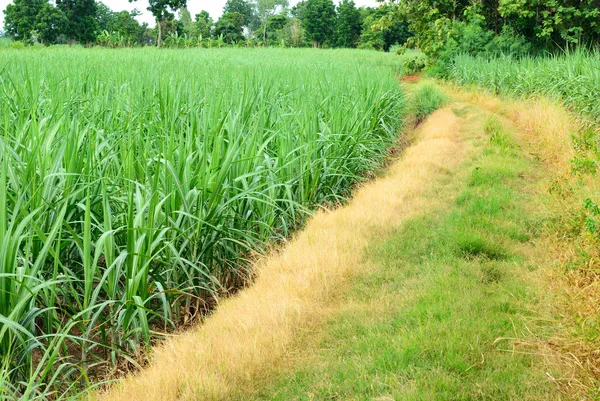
[98, 108, 465, 401]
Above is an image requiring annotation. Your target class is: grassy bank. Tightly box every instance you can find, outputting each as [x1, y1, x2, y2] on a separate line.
[449, 50, 600, 124]
[235, 99, 572, 400]
[0, 48, 405, 399]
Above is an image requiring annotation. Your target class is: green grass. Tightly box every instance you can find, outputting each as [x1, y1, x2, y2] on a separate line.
[0, 38, 13, 48]
[0, 47, 406, 399]
[242, 108, 558, 401]
[449, 49, 600, 123]
[411, 83, 448, 123]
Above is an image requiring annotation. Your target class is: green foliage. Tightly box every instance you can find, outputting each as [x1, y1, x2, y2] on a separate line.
[0, 37, 12, 48]
[398, 49, 427, 75]
[214, 12, 245, 43]
[178, 6, 192, 28]
[224, 0, 257, 29]
[254, 13, 291, 45]
[56, 0, 98, 44]
[357, 14, 384, 50]
[275, 17, 305, 47]
[185, 10, 213, 39]
[449, 50, 600, 123]
[450, 51, 600, 239]
[410, 83, 448, 122]
[335, 0, 361, 48]
[129, 0, 186, 46]
[0, 47, 406, 398]
[584, 198, 600, 239]
[255, 0, 289, 41]
[96, 6, 147, 47]
[388, 0, 598, 68]
[498, 0, 600, 47]
[144, 0, 186, 21]
[35, 2, 68, 44]
[303, 0, 336, 47]
[358, 5, 411, 52]
[3, 0, 46, 42]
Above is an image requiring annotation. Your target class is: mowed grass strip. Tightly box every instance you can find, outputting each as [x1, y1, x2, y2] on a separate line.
[241, 107, 566, 400]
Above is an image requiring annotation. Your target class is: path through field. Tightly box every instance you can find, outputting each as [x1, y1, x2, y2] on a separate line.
[100, 87, 579, 400]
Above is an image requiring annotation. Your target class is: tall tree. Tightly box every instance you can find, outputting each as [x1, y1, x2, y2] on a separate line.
[214, 11, 245, 43]
[335, 0, 361, 48]
[255, 0, 289, 42]
[129, 0, 187, 47]
[56, 0, 98, 44]
[291, 1, 307, 21]
[3, 0, 47, 42]
[185, 10, 213, 38]
[113, 10, 146, 44]
[303, 0, 336, 48]
[223, 0, 257, 29]
[96, 2, 116, 32]
[178, 7, 192, 29]
[35, 2, 68, 44]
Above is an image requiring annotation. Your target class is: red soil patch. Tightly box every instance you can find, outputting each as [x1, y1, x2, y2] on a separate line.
[402, 75, 421, 83]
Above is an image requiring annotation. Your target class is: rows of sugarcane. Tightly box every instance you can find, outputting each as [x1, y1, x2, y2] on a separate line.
[449, 49, 600, 122]
[0, 48, 406, 399]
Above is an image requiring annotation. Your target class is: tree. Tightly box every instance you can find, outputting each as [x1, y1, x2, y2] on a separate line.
[303, 0, 336, 48]
[386, 0, 600, 56]
[223, 0, 257, 29]
[178, 7, 192, 29]
[35, 2, 68, 44]
[291, 1, 307, 22]
[358, 12, 384, 50]
[257, 13, 289, 45]
[186, 10, 213, 39]
[335, 0, 361, 48]
[129, 0, 187, 47]
[96, 2, 116, 32]
[56, 0, 98, 44]
[113, 10, 146, 44]
[255, 0, 289, 42]
[498, 0, 600, 47]
[214, 11, 245, 43]
[3, 0, 47, 42]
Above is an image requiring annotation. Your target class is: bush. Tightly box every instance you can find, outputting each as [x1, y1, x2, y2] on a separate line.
[584, 198, 600, 239]
[398, 49, 428, 75]
[411, 83, 448, 122]
[427, 21, 532, 78]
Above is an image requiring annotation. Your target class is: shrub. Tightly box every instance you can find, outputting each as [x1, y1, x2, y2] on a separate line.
[398, 49, 428, 75]
[411, 83, 448, 122]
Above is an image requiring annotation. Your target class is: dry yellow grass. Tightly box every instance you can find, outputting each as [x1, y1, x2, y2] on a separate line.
[447, 83, 600, 398]
[96, 108, 465, 401]
[442, 83, 576, 175]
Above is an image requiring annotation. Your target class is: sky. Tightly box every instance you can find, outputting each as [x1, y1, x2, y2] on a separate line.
[0, 0, 380, 30]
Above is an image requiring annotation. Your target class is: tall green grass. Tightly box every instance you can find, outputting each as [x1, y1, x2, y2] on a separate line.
[0, 47, 405, 399]
[449, 50, 600, 122]
[410, 83, 448, 123]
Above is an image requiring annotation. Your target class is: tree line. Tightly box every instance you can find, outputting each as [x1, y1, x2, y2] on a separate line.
[1, 0, 411, 50]
[387, 0, 600, 74]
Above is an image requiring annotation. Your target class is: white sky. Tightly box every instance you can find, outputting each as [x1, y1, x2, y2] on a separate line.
[0, 0, 380, 30]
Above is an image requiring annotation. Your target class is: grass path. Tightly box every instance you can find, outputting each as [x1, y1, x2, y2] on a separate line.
[239, 101, 568, 400]
[100, 88, 579, 401]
